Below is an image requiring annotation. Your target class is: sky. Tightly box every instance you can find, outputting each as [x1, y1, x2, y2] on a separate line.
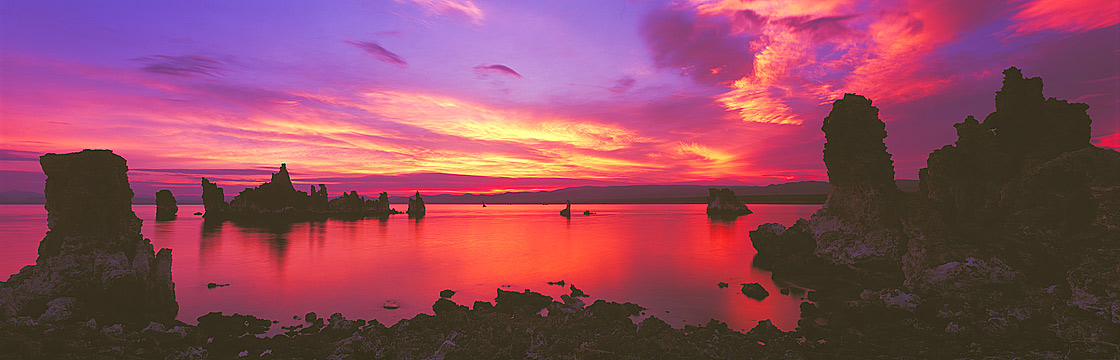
[1, 0, 1118, 198]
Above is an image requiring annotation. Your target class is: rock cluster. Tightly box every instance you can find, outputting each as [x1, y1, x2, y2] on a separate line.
[155, 189, 177, 221]
[705, 188, 752, 218]
[201, 164, 401, 222]
[0, 150, 177, 325]
[750, 67, 1120, 357]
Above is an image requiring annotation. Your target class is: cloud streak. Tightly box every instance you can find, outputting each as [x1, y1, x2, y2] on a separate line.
[347, 41, 408, 68]
[473, 64, 522, 78]
[134, 54, 224, 77]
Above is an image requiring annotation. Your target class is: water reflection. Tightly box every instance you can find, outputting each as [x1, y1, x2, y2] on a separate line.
[0, 204, 825, 333]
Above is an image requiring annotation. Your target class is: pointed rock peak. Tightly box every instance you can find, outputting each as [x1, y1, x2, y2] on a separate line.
[270, 163, 295, 191]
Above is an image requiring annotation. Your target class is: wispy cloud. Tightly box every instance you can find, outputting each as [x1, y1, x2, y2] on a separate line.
[346, 41, 408, 68]
[608, 77, 636, 94]
[133, 54, 224, 77]
[397, 0, 484, 24]
[473, 64, 522, 78]
[1008, 0, 1119, 35]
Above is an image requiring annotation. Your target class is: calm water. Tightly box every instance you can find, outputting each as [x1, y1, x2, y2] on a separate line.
[0, 203, 818, 332]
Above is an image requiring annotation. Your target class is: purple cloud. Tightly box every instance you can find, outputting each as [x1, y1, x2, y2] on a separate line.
[640, 8, 758, 84]
[347, 41, 408, 68]
[473, 64, 522, 78]
[608, 76, 636, 94]
[134, 54, 224, 77]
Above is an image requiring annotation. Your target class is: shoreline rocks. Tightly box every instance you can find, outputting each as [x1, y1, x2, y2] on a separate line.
[750, 67, 1120, 358]
[0, 149, 177, 325]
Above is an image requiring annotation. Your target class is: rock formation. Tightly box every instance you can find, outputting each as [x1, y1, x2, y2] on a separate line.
[155, 189, 178, 221]
[200, 164, 401, 222]
[0, 149, 177, 324]
[810, 94, 905, 278]
[705, 188, 752, 218]
[560, 200, 571, 217]
[407, 191, 426, 217]
[750, 68, 1120, 357]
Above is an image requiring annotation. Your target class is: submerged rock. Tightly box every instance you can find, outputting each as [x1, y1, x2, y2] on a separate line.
[155, 189, 178, 220]
[706, 188, 752, 218]
[0, 149, 177, 324]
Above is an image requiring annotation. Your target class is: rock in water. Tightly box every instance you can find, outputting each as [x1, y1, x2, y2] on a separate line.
[201, 177, 228, 219]
[705, 188, 752, 218]
[407, 191, 426, 217]
[740, 283, 769, 300]
[560, 200, 571, 217]
[155, 189, 178, 220]
[0, 149, 178, 324]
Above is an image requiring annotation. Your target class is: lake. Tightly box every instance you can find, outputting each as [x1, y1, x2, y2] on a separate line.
[0, 203, 819, 332]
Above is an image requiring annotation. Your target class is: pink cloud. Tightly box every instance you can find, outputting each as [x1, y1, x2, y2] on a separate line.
[397, 0, 484, 24]
[1008, 0, 1120, 35]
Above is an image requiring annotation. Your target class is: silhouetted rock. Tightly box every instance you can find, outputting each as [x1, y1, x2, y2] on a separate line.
[201, 177, 228, 219]
[717, 282, 729, 288]
[560, 200, 571, 217]
[407, 191, 426, 217]
[206, 283, 230, 289]
[439, 289, 455, 298]
[747, 68, 1120, 358]
[494, 289, 552, 314]
[200, 164, 401, 222]
[740, 283, 769, 300]
[807, 94, 905, 280]
[0, 149, 177, 324]
[155, 189, 178, 221]
[706, 188, 752, 218]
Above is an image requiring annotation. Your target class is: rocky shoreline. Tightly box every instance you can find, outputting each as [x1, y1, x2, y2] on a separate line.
[1, 67, 1117, 359]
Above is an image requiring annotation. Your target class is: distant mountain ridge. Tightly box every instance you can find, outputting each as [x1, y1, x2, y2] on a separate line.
[0, 180, 920, 205]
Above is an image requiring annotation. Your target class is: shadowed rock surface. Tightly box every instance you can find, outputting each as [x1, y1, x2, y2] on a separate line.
[201, 164, 401, 223]
[705, 188, 752, 218]
[155, 189, 177, 221]
[751, 67, 1120, 358]
[560, 200, 571, 217]
[0, 149, 177, 325]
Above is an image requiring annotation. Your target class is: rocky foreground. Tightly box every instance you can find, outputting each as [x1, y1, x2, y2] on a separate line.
[1, 67, 1117, 359]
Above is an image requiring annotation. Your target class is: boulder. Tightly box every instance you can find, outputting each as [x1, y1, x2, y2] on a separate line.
[741, 283, 769, 300]
[155, 189, 178, 221]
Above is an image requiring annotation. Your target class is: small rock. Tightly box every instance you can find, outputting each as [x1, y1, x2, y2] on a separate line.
[547, 280, 566, 286]
[780, 288, 790, 295]
[207, 282, 230, 289]
[741, 283, 770, 300]
[194, 212, 203, 215]
[439, 289, 455, 298]
[382, 300, 400, 309]
[717, 282, 729, 288]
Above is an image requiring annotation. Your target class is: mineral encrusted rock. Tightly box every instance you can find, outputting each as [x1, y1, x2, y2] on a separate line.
[750, 68, 1120, 358]
[705, 188, 752, 218]
[201, 164, 400, 222]
[407, 191, 426, 217]
[810, 94, 905, 276]
[155, 189, 178, 221]
[0, 149, 177, 324]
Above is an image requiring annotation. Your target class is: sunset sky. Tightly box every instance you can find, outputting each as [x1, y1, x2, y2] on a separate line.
[1, 0, 1118, 198]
